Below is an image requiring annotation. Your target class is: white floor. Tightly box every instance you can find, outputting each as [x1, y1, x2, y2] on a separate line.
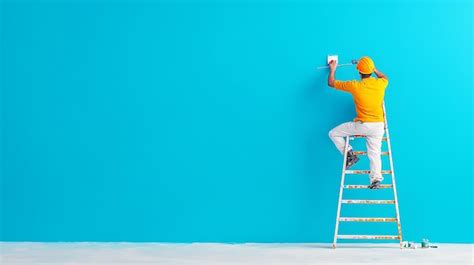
[0, 242, 472, 265]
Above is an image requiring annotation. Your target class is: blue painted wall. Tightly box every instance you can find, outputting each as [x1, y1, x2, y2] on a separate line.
[1, 0, 472, 242]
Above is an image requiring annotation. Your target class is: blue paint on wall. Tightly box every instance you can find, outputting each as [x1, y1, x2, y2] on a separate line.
[1, 0, 472, 242]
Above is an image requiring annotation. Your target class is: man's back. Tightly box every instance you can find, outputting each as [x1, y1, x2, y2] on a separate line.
[334, 77, 388, 122]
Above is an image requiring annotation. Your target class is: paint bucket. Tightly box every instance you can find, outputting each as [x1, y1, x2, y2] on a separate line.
[421, 239, 430, 248]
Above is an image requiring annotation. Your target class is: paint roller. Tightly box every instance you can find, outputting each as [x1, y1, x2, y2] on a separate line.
[316, 55, 358, 70]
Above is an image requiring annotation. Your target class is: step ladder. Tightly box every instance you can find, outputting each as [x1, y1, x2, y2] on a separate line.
[333, 103, 403, 248]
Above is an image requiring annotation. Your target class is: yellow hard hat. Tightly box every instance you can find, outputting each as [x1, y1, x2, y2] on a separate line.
[356, 56, 375, 74]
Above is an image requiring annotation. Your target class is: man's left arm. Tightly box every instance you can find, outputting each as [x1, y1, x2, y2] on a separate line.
[327, 61, 356, 93]
[327, 60, 337, 87]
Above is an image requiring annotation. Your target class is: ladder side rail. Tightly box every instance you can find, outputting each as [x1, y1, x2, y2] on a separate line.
[333, 136, 350, 248]
[383, 102, 403, 248]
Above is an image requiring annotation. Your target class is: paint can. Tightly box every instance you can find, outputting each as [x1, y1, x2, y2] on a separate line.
[421, 239, 430, 248]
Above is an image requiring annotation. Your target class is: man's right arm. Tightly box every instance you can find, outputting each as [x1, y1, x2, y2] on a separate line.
[374, 68, 388, 80]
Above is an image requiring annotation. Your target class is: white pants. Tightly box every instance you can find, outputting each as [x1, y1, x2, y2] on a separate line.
[329, 121, 385, 182]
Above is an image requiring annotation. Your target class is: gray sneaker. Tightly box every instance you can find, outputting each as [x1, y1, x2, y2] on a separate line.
[345, 151, 359, 169]
[368, 180, 381, 189]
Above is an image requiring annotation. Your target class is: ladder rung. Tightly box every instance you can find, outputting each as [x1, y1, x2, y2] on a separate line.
[339, 217, 397, 222]
[344, 184, 393, 189]
[352, 151, 389, 156]
[345, 170, 392, 174]
[341, 200, 395, 204]
[337, 235, 400, 240]
[351, 135, 388, 141]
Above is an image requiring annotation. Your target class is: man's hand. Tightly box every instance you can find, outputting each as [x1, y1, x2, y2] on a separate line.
[328, 60, 337, 87]
[329, 60, 338, 72]
[374, 68, 388, 80]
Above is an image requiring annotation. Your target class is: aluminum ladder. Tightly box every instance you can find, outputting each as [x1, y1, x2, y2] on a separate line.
[332, 103, 403, 248]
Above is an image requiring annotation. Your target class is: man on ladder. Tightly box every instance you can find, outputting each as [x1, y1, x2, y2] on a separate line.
[327, 56, 388, 189]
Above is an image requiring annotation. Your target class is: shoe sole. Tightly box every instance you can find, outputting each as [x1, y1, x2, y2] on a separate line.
[368, 182, 381, 189]
[345, 156, 360, 169]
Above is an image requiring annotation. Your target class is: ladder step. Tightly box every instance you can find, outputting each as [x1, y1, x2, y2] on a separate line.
[339, 217, 397, 222]
[351, 135, 388, 141]
[337, 235, 400, 240]
[345, 170, 392, 174]
[341, 200, 395, 204]
[344, 184, 393, 189]
[352, 151, 389, 156]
